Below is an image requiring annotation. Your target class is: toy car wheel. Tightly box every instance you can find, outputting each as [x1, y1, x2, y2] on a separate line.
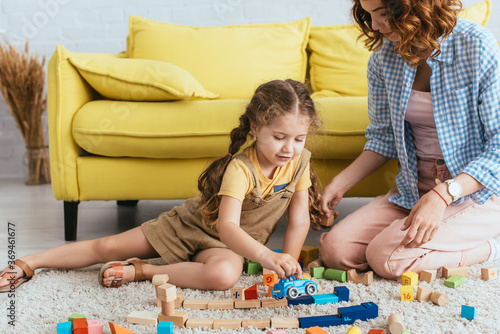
[287, 286, 299, 299]
[305, 283, 317, 295]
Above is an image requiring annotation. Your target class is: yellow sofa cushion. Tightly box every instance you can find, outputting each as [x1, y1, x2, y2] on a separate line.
[72, 97, 369, 160]
[68, 56, 218, 101]
[309, 24, 370, 98]
[126, 16, 311, 99]
[308, 0, 490, 98]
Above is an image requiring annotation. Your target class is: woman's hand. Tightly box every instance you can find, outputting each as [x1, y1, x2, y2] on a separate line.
[400, 189, 447, 248]
[320, 180, 343, 220]
[259, 251, 302, 279]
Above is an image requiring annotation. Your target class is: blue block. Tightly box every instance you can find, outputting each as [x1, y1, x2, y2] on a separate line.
[461, 305, 477, 320]
[362, 302, 379, 319]
[334, 286, 350, 302]
[158, 321, 174, 334]
[312, 293, 339, 305]
[287, 294, 314, 305]
[298, 315, 342, 328]
[351, 305, 367, 321]
[338, 306, 356, 325]
[273, 249, 283, 253]
[56, 321, 72, 334]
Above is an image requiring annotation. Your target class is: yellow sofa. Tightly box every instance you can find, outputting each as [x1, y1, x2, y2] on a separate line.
[48, 2, 490, 240]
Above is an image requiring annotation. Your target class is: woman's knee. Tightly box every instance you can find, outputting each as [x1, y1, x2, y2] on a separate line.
[366, 239, 399, 280]
[319, 231, 364, 271]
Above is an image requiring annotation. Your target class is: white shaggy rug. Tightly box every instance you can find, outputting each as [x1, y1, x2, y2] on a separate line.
[1, 259, 499, 334]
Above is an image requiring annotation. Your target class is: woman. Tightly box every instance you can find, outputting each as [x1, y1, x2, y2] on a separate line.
[319, 0, 500, 279]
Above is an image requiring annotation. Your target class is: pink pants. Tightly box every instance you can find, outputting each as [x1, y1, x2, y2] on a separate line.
[319, 158, 500, 279]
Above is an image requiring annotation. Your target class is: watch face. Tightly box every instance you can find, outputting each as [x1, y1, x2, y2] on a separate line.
[449, 182, 461, 196]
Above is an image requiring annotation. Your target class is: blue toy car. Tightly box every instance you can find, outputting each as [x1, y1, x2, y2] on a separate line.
[271, 275, 318, 299]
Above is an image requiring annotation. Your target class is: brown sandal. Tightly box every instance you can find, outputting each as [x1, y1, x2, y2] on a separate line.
[98, 257, 147, 288]
[0, 259, 35, 292]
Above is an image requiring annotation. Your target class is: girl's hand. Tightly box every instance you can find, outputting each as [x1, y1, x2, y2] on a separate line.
[400, 189, 447, 248]
[259, 251, 302, 279]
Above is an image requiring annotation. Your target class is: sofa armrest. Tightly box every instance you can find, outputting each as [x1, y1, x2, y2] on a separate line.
[47, 45, 122, 201]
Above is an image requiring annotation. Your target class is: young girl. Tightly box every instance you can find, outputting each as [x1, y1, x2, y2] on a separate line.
[320, 0, 500, 280]
[0, 79, 322, 291]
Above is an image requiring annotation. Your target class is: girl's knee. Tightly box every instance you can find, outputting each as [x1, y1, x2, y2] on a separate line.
[204, 261, 242, 290]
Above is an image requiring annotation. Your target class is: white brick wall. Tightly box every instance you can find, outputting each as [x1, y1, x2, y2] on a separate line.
[0, 0, 498, 178]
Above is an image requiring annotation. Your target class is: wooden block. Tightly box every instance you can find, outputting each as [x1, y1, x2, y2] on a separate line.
[213, 319, 242, 329]
[461, 305, 477, 320]
[244, 284, 259, 300]
[207, 299, 234, 310]
[401, 271, 418, 285]
[325, 268, 347, 282]
[157, 321, 173, 334]
[266, 330, 287, 334]
[431, 291, 449, 306]
[87, 319, 103, 334]
[185, 318, 215, 329]
[161, 300, 175, 316]
[126, 311, 158, 325]
[234, 299, 261, 309]
[57, 321, 72, 334]
[108, 321, 135, 334]
[158, 311, 188, 328]
[175, 292, 184, 308]
[416, 286, 433, 302]
[306, 258, 324, 271]
[388, 314, 404, 334]
[306, 326, 328, 334]
[442, 266, 468, 278]
[481, 266, 497, 280]
[242, 318, 271, 329]
[346, 326, 363, 334]
[271, 317, 300, 328]
[300, 245, 319, 260]
[246, 260, 263, 274]
[262, 298, 288, 308]
[310, 266, 325, 279]
[182, 299, 209, 309]
[420, 269, 437, 283]
[347, 269, 373, 285]
[73, 318, 88, 334]
[444, 274, 466, 288]
[263, 273, 279, 286]
[152, 274, 169, 286]
[400, 286, 414, 301]
[157, 283, 177, 303]
[320, 214, 335, 228]
[231, 287, 244, 300]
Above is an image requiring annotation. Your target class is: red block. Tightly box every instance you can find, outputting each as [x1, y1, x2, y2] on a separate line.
[73, 317, 89, 334]
[244, 284, 259, 300]
[368, 330, 385, 334]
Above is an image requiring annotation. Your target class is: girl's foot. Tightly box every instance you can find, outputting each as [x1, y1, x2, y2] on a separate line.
[98, 258, 147, 288]
[0, 259, 34, 292]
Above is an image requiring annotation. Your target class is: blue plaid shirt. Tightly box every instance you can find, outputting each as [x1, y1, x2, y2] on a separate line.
[364, 18, 500, 209]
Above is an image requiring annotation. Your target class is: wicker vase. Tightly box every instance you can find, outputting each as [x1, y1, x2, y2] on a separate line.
[24, 146, 51, 185]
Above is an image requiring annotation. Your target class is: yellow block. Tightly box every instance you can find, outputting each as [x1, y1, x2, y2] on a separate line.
[400, 286, 414, 302]
[402, 271, 419, 285]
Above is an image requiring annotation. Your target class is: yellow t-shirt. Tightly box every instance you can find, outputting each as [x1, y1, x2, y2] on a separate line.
[218, 145, 311, 202]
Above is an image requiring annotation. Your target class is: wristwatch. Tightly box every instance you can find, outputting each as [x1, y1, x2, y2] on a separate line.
[444, 179, 462, 202]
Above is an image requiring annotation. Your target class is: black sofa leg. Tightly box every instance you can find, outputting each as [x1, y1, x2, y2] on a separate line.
[117, 200, 139, 207]
[64, 201, 80, 241]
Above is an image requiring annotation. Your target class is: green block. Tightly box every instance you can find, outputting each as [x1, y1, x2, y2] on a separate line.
[401, 330, 411, 334]
[324, 268, 347, 282]
[68, 313, 85, 322]
[310, 266, 325, 279]
[444, 274, 465, 288]
[246, 260, 262, 275]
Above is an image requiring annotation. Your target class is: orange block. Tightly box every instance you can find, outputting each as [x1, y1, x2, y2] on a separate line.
[73, 318, 88, 334]
[244, 284, 258, 300]
[306, 326, 328, 334]
[108, 321, 135, 334]
[263, 273, 279, 286]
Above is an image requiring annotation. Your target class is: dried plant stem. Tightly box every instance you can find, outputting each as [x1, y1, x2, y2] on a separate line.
[0, 40, 50, 185]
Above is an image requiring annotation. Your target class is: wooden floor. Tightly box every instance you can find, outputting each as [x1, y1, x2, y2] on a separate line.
[0, 178, 370, 275]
